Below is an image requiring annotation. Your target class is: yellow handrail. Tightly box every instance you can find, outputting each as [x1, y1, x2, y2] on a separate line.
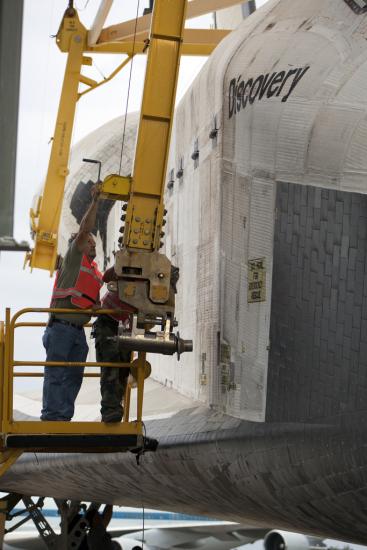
[1, 307, 148, 436]
[13, 361, 130, 368]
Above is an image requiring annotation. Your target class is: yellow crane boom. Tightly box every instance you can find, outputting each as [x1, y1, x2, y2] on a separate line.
[124, 0, 187, 253]
[26, 0, 231, 276]
[0, 0, 239, 496]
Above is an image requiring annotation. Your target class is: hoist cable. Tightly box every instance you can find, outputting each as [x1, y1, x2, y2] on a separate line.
[75, 0, 90, 9]
[93, 60, 107, 81]
[118, 0, 141, 175]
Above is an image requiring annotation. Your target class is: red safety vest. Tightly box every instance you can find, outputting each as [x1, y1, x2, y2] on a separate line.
[101, 289, 135, 322]
[51, 255, 103, 309]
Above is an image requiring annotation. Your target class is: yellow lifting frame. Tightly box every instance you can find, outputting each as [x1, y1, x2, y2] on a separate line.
[0, 307, 150, 478]
[124, 0, 188, 251]
[26, 2, 229, 275]
[97, 0, 244, 43]
[28, 9, 87, 273]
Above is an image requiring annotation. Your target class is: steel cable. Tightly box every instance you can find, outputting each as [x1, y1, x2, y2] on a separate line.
[118, 0, 141, 175]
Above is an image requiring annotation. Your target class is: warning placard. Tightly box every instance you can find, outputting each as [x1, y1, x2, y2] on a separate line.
[248, 258, 266, 303]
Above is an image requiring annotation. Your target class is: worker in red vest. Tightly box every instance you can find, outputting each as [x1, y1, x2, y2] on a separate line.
[41, 185, 103, 421]
[93, 268, 135, 423]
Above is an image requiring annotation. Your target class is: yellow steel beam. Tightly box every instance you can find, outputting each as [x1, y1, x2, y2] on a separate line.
[0, 450, 22, 477]
[27, 8, 87, 274]
[89, 28, 230, 54]
[79, 74, 98, 87]
[78, 55, 133, 99]
[89, 34, 226, 56]
[181, 42, 218, 55]
[124, 0, 188, 251]
[118, 28, 230, 46]
[181, 27, 230, 45]
[97, 0, 245, 43]
[27, 5, 228, 274]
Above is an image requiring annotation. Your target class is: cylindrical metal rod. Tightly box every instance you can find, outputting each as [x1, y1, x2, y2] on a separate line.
[117, 332, 193, 356]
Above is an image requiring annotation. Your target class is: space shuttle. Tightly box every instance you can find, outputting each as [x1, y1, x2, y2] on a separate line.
[3, 0, 367, 546]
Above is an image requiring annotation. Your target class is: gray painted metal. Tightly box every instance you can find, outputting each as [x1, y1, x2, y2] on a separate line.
[0, 0, 23, 237]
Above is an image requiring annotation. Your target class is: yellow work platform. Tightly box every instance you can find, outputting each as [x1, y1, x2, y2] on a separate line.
[0, 307, 157, 477]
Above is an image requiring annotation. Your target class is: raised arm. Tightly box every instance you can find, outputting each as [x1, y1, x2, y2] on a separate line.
[75, 184, 100, 252]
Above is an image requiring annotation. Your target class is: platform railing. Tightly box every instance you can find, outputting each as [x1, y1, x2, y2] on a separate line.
[1, 307, 147, 437]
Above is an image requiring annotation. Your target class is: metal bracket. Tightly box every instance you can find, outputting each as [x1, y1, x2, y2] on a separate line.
[115, 249, 175, 321]
[22, 496, 59, 549]
[64, 503, 90, 549]
[117, 315, 193, 358]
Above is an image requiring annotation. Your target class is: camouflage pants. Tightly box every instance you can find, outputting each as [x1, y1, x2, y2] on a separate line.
[94, 315, 131, 421]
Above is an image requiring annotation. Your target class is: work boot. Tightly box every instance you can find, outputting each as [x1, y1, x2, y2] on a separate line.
[101, 409, 123, 423]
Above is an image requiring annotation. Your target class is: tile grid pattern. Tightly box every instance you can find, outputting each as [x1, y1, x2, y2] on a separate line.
[267, 182, 367, 422]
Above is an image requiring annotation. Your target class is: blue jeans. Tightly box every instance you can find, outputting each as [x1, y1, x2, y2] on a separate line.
[41, 323, 88, 421]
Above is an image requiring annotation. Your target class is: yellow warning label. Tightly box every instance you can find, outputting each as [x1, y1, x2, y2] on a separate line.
[248, 258, 266, 303]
